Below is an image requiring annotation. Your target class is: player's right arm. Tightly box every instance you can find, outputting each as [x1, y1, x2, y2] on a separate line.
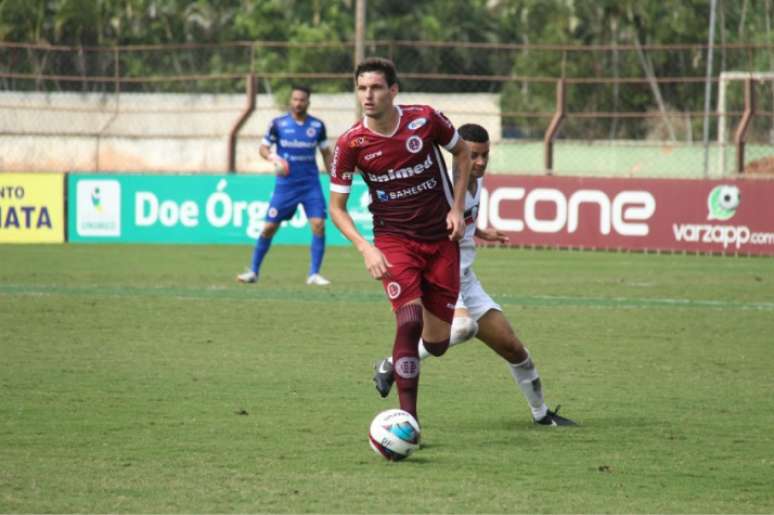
[329, 131, 391, 280]
[329, 192, 391, 280]
[260, 119, 289, 175]
[259, 119, 276, 160]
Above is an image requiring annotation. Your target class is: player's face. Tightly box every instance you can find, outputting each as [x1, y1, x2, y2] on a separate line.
[356, 72, 397, 118]
[467, 140, 490, 178]
[290, 90, 310, 117]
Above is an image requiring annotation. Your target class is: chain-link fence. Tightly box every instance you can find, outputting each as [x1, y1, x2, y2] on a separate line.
[1, 40, 772, 176]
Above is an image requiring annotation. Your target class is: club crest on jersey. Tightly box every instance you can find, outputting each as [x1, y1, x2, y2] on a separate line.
[350, 136, 367, 148]
[407, 117, 427, 130]
[386, 281, 402, 299]
[405, 135, 423, 153]
[306, 127, 316, 137]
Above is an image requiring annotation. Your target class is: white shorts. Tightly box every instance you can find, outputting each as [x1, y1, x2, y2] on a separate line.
[455, 268, 502, 321]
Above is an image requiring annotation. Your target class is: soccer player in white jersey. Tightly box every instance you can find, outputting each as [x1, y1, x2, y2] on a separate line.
[373, 123, 576, 426]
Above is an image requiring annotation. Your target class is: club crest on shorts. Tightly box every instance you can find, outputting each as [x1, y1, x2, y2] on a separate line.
[386, 281, 402, 299]
[405, 135, 423, 154]
[395, 357, 419, 378]
[268, 207, 278, 218]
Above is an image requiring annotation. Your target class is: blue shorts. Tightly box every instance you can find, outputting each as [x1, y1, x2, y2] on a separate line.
[266, 181, 327, 223]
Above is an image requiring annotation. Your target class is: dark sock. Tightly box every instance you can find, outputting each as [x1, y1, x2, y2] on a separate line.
[392, 304, 423, 418]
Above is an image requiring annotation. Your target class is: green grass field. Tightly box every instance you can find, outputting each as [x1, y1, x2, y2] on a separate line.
[2, 244, 773, 513]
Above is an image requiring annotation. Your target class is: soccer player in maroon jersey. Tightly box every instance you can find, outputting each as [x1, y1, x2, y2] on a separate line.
[372, 123, 577, 426]
[329, 58, 472, 423]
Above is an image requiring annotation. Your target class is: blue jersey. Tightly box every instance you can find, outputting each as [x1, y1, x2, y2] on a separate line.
[263, 113, 328, 187]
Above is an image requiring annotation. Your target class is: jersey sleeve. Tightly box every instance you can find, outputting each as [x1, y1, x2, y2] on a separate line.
[261, 119, 278, 147]
[317, 121, 329, 150]
[330, 135, 357, 194]
[430, 108, 459, 151]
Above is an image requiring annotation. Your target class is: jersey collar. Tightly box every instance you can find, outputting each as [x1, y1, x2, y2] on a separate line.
[363, 105, 402, 137]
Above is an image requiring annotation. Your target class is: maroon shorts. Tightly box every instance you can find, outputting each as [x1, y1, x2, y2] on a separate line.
[375, 234, 460, 324]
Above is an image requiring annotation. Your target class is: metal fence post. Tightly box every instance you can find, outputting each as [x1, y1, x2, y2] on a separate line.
[734, 77, 755, 174]
[543, 78, 565, 175]
[227, 73, 257, 173]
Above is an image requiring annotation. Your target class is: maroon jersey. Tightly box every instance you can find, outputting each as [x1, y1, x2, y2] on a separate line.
[331, 105, 460, 241]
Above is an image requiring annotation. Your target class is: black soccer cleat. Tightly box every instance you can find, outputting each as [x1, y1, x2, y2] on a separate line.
[534, 405, 577, 426]
[373, 358, 395, 398]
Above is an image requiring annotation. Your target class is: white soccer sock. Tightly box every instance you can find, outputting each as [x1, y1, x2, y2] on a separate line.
[508, 349, 548, 420]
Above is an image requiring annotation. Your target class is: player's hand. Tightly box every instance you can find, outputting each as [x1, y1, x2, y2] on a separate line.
[362, 244, 392, 280]
[477, 228, 509, 244]
[270, 154, 289, 176]
[446, 207, 464, 241]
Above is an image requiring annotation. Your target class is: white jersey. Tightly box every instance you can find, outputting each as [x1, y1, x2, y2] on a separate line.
[459, 177, 483, 272]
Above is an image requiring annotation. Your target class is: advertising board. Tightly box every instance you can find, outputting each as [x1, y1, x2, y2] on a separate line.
[0, 173, 65, 244]
[480, 176, 774, 255]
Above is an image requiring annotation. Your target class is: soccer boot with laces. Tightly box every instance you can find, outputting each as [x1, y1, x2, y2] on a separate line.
[236, 269, 257, 283]
[534, 405, 577, 426]
[373, 358, 395, 398]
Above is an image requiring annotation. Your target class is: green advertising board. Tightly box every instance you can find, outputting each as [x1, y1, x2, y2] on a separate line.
[67, 174, 373, 245]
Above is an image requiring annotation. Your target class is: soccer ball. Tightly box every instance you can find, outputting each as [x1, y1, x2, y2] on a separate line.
[368, 409, 421, 461]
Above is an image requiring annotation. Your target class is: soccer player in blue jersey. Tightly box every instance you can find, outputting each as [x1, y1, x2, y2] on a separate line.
[237, 85, 333, 286]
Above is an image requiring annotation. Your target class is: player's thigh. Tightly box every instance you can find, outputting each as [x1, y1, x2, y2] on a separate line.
[266, 190, 300, 223]
[460, 270, 501, 321]
[475, 309, 526, 362]
[375, 236, 424, 310]
[300, 182, 327, 221]
[420, 239, 460, 327]
[421, 305, 451, 343]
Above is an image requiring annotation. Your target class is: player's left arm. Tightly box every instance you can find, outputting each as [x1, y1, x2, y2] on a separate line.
[447, 137, 471, 241]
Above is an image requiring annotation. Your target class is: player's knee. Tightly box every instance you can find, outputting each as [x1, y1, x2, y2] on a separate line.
[262, 223, 279, 238]
[423, 338, 450, 357]
[507, 343, 529, 364]
[450, 316, 478, 344]
[310, 219, 325, 235]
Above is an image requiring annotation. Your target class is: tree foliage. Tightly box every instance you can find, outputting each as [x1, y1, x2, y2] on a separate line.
[1, 0, 772, 137]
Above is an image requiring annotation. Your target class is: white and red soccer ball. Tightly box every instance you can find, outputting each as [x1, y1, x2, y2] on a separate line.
[368, 409, 421, 461]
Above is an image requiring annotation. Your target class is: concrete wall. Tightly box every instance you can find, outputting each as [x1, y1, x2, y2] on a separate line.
[0, 91, 500, 173]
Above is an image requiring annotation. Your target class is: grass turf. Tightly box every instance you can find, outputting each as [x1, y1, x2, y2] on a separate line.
[1, 244, 773, 513]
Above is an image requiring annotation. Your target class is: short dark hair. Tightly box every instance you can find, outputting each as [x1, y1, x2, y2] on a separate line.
[354, 57, 398, 87]
[291, 84, 311, 97]
[458, 123, 489, 143]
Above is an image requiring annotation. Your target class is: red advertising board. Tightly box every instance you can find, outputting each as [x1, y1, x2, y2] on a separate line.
[480, 176, 774, 256]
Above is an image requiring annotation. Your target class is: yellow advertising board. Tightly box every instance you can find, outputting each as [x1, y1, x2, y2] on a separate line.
[0, 173, 65, 243]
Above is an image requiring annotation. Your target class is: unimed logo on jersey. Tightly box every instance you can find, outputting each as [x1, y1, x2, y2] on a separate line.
[76, 179, 121, 237]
